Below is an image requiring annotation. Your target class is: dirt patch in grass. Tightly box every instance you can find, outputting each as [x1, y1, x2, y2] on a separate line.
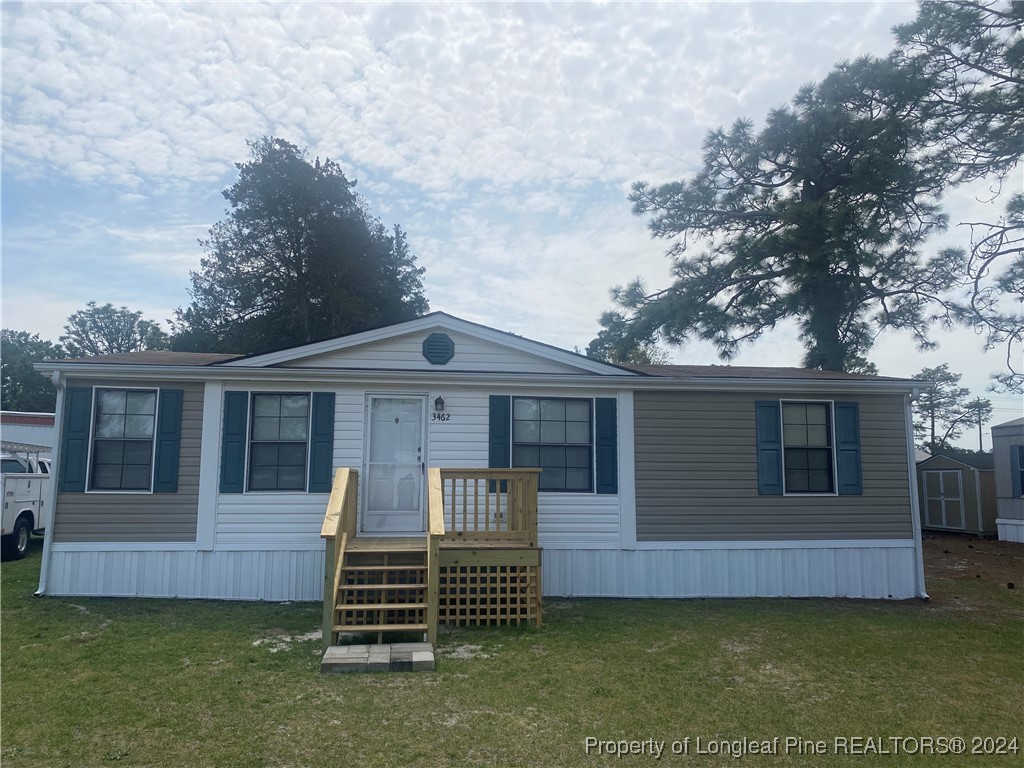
[439, 643, 497, 660]
[922, 533, 1023, 617]
[251, 628, 321, 653]
[924, 533, 1022, 586]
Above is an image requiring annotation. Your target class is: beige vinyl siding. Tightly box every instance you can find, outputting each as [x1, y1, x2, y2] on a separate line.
[634, 391, 913, 541]
[54, 380, 203, 542]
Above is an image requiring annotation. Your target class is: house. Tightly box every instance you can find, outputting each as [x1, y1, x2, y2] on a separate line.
[1, 410, 55, 455]
[916, 453, 997, 537]
[992, 417, 1024, 543]
[33, 312, 928, 639]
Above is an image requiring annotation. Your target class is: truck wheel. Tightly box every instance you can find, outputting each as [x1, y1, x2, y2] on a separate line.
[1, 516, 31, 561]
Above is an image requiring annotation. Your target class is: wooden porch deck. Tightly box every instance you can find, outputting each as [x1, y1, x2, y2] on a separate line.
[320, 467, 542, 649]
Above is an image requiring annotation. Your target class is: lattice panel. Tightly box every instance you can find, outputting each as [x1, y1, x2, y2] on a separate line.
[335, 606, 426, 627]
[342, 568, 425, 587]
[437, 565, 541, 627]
[338, 585, 424, 606]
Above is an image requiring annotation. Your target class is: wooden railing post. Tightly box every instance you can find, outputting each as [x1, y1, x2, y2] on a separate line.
[320, 467, 357, 651]
[426, 467, 445, 645]
[321, 535, 336, 651]
[435, 468, 540, 544]
[526, 471, 538, 546]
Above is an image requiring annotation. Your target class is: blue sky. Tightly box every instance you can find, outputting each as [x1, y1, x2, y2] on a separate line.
[2, 2, 1020, 441]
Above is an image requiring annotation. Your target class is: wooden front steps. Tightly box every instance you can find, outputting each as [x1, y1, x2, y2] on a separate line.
[321, 468, 543, 660]
[331, 546, 430, 644]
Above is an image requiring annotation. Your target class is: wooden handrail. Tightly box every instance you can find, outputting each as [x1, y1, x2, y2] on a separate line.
[321, 467, 358, 650]
[437, 468, 543, 480]
[436, 467, 540, 545]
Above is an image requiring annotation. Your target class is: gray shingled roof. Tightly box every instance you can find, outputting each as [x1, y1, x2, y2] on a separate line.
[626, 364, 912, 382]
[57, 351, 240, 365]
[50, 352, 915, 383]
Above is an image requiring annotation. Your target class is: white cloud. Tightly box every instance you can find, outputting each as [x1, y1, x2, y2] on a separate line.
[2, 2, 913, 192]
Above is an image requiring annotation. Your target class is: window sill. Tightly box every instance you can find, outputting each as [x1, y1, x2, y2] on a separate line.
[84, 489, 154, 495]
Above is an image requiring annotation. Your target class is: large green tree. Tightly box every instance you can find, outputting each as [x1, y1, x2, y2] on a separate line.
[172, 137, 428, 354]
[912, 364, 993, 452]
[894, 1, 1023, 390]
[595, 58, 961, 372]
[60, 301, 169, 357]
[0, 330, 64, 412]
[586, 312, 670, 365]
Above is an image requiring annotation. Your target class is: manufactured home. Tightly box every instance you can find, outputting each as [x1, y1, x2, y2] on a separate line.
[34, 313, 928, 643]
[992, 417, 1024, 543]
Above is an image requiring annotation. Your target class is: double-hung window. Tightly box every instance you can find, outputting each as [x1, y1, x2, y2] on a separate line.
[782, 402, 834, 494]
[90, 388, 158, 491]
[756, 398, 861, 497]
[512, 398, 592, 492]
[248, 393, 310, 491]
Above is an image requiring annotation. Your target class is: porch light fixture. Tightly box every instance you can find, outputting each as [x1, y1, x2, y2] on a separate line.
[434, 396, 446, 413]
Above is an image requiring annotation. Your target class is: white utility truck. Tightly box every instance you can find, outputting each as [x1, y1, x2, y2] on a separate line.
[1, 447, 51, 560]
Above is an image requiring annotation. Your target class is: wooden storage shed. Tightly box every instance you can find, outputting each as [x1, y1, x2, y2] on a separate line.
[917, 453, 996, 536]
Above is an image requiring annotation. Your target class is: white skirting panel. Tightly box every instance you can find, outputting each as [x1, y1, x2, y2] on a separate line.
[541, 545, 919, 599]
[996, 519, 1024, 543]
[47, 549, 324, 601]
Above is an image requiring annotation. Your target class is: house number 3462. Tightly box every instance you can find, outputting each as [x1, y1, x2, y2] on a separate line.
[431, 412, 451, 422]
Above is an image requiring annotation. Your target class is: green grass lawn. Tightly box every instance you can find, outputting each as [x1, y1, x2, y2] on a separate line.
[2, 537, 1021, 767]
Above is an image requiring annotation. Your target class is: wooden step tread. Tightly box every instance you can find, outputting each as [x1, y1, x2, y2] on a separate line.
[339, 582, 426, 590]
[346, 537, 427, 552]
[333, 623, 428, 633]
[342, 564, 426, 572]
[336, 602, 427, 611]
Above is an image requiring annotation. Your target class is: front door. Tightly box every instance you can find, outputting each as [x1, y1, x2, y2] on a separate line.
[362, 395, 427, 534]
[923, 469, 965, 530]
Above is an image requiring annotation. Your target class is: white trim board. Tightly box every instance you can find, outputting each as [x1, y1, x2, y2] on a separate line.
[50, 542, 200, 552]
[631, 539, 916, 550]
[38, 364, 919, 395]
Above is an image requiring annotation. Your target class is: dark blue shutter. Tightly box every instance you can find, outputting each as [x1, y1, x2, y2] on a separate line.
[1011, 445, 1023, 497]
[488, 395, 511, 493]
[834, 401, 863, 495]
[153, 389, 183, 493]
[594, 398, 618, 494]
[59, 387, 93, 492]
[755, 400, 783, 495]
[488, 396, 511, 469]
[220, 391, 249, 494]
[308, 392, 335, 493]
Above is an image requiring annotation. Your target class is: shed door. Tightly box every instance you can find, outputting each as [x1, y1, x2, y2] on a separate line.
[362, 396, 427, 534]
[923, 470, 965, 530]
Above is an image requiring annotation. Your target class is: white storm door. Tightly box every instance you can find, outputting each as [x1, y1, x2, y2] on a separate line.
[362, 396, 427, 534]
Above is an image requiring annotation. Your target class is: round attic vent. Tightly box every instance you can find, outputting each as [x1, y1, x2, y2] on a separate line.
[422, 332, 455, 365]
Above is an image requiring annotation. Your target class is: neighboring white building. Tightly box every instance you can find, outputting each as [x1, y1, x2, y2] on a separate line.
[992, 417, 1024, 543]
[1, 411, 55, 454]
